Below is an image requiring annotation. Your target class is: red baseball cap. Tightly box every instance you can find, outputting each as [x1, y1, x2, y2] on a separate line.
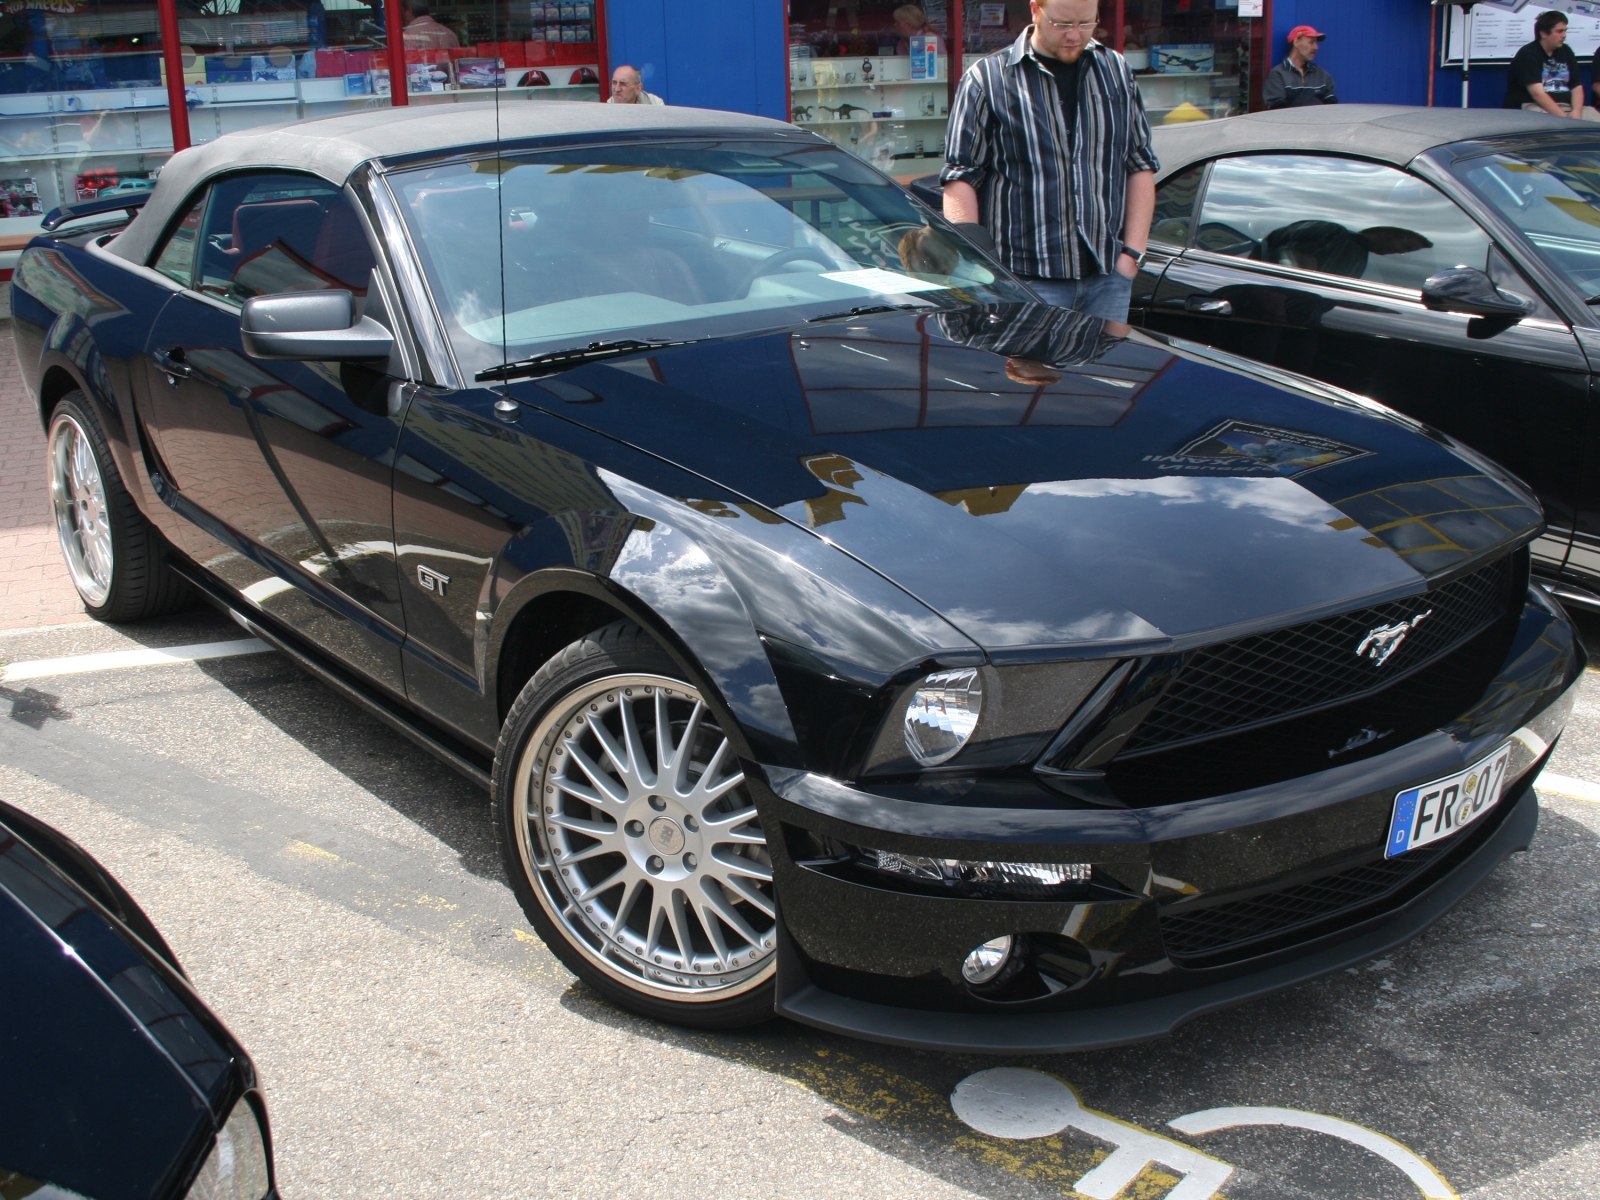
[1287, 25, 1326, 42]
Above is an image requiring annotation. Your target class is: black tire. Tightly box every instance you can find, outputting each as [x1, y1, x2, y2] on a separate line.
[46, 392, 191, 622]
[492, 620, 777, 1030]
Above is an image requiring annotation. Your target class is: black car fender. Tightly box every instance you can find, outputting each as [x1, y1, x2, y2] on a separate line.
[486, 474, 982, 775]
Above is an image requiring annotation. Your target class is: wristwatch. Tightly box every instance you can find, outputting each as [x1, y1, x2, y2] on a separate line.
[1120, 247, 1147, 270]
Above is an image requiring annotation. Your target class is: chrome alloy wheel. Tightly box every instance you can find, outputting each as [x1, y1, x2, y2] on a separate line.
[513, 674, 776, 1001]
[48, 412, 112, 607]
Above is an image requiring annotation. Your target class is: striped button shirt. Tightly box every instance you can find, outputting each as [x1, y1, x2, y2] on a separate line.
[940, 30, 1158, 281]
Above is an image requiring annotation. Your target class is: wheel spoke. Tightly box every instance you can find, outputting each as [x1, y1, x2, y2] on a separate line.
[547, 811, 614, 838]
[653, 688, 673, 779]
[711, 846, 773, 883]
[564, 742, 628, 809]
[645, 893, 671, 957]
[666, 700, 705, 794]
[553, 775, 606, 807]
[666, 888, 697, 964]
[721, 872, 777, 918]
[618, 695, 657, 790]
[587, 711, 637, 786]
[610, 874, 646, 932]
[572, 861, 627, 903]
[698, 877, 763, 946]
[695, 895, 733, 964]
[554, 839, 617, 866]
[702, 802, 763, 838]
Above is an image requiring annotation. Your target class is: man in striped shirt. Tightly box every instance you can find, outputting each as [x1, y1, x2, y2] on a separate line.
[939, 0, 1157, 323]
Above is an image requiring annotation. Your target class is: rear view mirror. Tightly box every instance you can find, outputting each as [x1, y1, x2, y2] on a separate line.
[240, 290, 394, 361]
[1420, 267, 1533, 319]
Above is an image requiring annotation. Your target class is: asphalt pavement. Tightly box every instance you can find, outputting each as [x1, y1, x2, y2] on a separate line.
[2, 599, 1599, 1199]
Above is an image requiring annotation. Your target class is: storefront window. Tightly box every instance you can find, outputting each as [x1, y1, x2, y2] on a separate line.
[787, 0, 951, 176]
[0, 0, 603, 277]
[1117, 0, 1254, 123]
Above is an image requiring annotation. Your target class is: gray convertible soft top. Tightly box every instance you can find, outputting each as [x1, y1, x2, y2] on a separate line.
[1149, 102, 1582, 178]
[108, 101, 794, 266]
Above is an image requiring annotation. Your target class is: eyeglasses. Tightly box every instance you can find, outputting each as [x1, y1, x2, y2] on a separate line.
[1040, 19, 1098, 32]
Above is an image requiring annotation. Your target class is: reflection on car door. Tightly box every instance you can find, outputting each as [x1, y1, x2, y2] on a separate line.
[1143, 154, 1589, 573]
[141, 172, 407, 692]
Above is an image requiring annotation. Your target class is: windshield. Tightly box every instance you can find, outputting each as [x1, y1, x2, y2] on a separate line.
[1453, 143, 1600, 298]
[388, 139, 1030, 378]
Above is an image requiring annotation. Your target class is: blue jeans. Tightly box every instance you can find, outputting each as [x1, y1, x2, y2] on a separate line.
[1022, 270, 1133, 321]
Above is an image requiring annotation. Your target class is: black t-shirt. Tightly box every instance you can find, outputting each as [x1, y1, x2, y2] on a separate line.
[1505, 39, 1580, 108]
[1039, 53, 1082, 141]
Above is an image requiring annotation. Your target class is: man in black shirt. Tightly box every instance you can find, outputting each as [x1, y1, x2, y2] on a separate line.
[1263, 24, 1337, 108]
[1506, 8, 1587, 118]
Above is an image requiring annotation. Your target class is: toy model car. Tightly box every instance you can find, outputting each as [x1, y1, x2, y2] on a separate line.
[12, 102, 1583, 1051]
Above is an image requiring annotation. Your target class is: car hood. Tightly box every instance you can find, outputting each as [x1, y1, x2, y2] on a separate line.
[0, 884, 211, 1200]
[512, 303, 1542, 657]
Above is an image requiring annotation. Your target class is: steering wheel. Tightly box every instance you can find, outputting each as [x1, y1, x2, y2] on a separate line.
[743, 246, 835, 294]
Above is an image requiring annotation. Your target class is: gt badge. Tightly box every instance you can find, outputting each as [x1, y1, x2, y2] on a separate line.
[417, 565, 451, 595]
[1356, 608, 1432, 666]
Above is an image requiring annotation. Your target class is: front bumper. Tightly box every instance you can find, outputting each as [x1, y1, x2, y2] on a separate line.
[757, 589, 1584, 1053]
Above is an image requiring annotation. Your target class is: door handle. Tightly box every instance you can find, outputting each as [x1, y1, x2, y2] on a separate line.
[152, 346, 193, 380]
[1185, 296, 1233, 316]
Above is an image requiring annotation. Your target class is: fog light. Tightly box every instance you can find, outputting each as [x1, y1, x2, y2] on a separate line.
[903, 668, 983, 766]
[962, 935, 1014, 984]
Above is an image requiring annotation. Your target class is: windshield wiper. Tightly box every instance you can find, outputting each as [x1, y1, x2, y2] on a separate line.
[806, 303, 923, 323]
[1586, 295, 1600, 305]
[475, 338, 693, 382]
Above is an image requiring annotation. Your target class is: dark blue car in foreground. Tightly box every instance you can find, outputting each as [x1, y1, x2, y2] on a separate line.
[9, 101, 1584, 1051]
[0, 797, 275, 1199]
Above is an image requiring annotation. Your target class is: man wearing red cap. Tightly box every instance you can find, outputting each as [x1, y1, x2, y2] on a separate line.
[1263, 25, 1337, 109]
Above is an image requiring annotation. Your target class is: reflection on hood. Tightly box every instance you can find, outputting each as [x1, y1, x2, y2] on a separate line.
[934, 302, 1124, 368]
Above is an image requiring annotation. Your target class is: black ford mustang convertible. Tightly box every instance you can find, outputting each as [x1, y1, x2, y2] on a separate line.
[13, 102, 1583, 1051]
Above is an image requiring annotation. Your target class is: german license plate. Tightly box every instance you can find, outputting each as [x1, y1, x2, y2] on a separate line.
[1385, 745, 1513, 859]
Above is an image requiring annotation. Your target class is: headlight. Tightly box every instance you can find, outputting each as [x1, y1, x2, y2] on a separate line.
[186, 1096, 271, 1200]
[862, 661, 1115, 776]
[902, 668, 983, 765]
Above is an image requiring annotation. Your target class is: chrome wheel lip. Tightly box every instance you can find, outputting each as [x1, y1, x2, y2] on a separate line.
[512, 672, 777, 1004]
[47, 412, 112, 608]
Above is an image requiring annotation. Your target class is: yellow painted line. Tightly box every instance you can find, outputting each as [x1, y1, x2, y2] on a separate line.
[1536, 773, 1600, 804]
[668, 1034, 1196, 1198]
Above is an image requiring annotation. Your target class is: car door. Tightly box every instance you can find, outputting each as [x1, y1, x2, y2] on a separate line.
[141, 171, 409, 693]
[1143, 153, 1589, 573]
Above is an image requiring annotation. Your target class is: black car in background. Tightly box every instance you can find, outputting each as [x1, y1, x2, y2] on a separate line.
[1136, 105, 1600, 613]
[11, 103, 1584, 1051]
[0, 798, 275, 1200]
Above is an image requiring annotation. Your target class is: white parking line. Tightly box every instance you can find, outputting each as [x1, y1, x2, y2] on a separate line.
[0, 638, 271, 683]
[1536, 773, 1600, 805]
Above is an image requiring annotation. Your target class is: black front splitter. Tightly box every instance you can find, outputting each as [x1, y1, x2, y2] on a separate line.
[774, 787, 1539, 1054]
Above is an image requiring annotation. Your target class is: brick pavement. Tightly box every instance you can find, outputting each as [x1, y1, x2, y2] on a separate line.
[0, 322, 91, 631]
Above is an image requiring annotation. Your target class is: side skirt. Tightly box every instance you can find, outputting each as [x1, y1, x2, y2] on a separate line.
[165, 556, 493, 791]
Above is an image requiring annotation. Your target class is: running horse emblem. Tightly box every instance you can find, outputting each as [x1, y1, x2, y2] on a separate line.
[1355, 608, 1433, 666]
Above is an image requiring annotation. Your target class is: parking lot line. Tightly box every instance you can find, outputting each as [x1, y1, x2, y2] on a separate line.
[0, 637, 271, 682]
[1536, 773, 1600, 805]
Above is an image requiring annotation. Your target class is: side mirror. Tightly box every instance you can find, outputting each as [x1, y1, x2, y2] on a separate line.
[1420, 267, 1533, 319]
[240, 290, 394, 361]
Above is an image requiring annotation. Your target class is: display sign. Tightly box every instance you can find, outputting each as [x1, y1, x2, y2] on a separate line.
[909, 34, 937, 80]
[1152, 44, 1216, 73]
[1238, 0, 1263, 15]
[1442, 2, 1600, 65]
